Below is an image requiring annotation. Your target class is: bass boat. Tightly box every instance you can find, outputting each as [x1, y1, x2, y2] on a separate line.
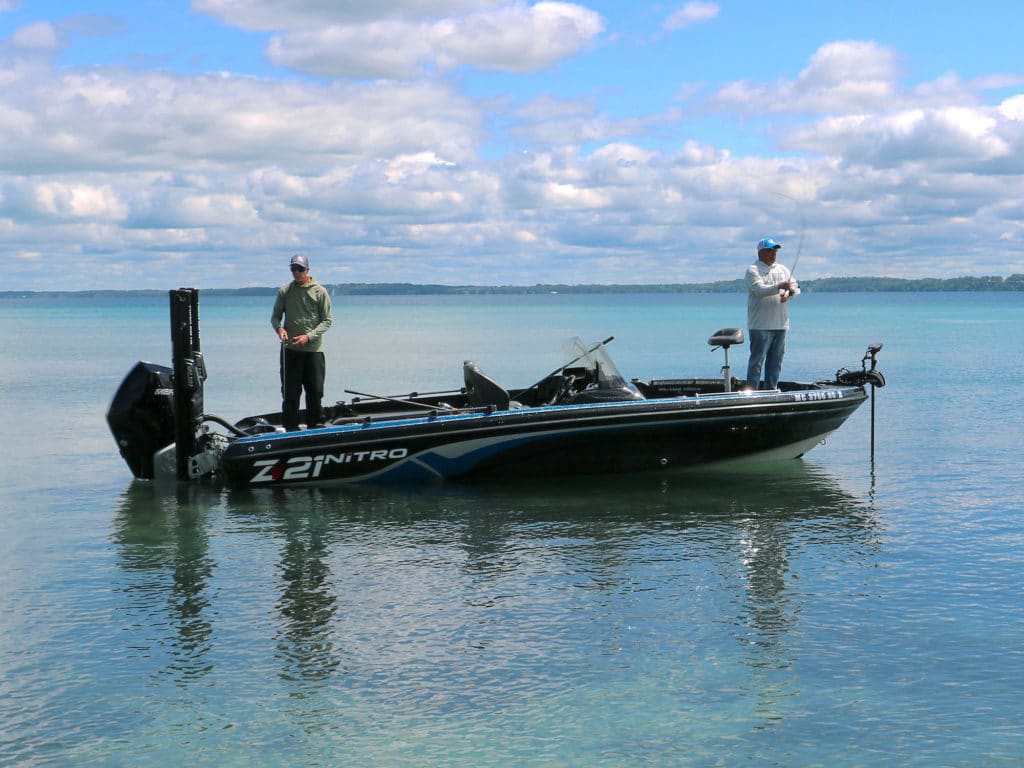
[107, 289, 885, 487]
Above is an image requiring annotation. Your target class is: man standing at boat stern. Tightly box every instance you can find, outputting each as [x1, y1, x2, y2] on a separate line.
[745, 237, 799, 390]
[272, 254, 333, 431]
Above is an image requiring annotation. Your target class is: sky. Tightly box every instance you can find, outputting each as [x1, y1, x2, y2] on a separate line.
[2, 0, 1023, 290]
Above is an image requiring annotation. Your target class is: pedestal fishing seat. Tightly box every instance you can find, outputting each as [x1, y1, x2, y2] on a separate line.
[707, 327, 745, 392]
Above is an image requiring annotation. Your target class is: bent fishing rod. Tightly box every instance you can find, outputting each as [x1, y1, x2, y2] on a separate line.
[773, 191, 806, 294]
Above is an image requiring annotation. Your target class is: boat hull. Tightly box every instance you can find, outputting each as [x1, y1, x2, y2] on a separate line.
[221, 387, 866, 486]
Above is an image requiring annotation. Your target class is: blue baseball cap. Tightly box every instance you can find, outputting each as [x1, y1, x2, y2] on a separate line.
[757, 238, 781, 251]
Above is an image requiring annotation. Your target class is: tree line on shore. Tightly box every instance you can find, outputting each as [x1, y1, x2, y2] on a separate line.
[4, 273, 1023, 299]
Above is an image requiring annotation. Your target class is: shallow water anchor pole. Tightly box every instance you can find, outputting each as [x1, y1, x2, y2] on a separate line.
[169, 288, 205, 481]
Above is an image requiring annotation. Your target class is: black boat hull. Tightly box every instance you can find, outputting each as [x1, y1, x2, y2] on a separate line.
[220, 387, 866, 486]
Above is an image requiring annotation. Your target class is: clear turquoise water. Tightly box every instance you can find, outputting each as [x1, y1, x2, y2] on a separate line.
[1, 291, 1022, 767]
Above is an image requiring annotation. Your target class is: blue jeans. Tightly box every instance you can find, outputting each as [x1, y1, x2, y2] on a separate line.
[746, 329, 787, 390]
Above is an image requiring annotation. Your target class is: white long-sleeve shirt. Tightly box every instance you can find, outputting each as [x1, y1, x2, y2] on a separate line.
[746, 260, 799, 330]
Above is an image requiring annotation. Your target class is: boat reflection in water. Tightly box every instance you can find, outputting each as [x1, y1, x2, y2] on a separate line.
[110, 461, 881, 704]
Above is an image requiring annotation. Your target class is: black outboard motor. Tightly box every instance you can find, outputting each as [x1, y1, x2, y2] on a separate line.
[107, 361, 176, 479]
[106, 288, 208, 481]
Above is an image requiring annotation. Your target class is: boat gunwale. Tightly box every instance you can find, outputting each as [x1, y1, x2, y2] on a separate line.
[227, 384, 868, 448]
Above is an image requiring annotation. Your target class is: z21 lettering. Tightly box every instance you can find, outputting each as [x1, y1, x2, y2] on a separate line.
[250, 448, 409, 483]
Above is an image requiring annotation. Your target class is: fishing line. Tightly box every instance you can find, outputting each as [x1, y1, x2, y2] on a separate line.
[772, 191, 806, 279]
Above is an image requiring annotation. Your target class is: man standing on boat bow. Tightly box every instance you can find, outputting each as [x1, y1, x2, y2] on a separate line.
[272, 254, 333, 431]
[745, 237, 799, 390]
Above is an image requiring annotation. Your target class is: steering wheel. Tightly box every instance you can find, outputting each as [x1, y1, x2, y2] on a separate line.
[549, 374, 577, 405]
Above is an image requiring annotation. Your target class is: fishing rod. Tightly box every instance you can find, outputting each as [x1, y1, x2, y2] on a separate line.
[789, 214, 805, 280]
[773, 191, 806, 295]
[279, 338, 287, 409]
[343, 388, 457, 411]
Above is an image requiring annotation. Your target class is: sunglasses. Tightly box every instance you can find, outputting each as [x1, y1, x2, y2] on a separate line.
[290, 266, 307, 273]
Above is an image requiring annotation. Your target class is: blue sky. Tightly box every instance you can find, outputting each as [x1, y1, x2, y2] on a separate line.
[2, 0, 1022, 290]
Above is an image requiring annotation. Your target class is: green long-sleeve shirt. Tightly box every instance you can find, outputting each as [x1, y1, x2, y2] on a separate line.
[271, 278, 333, 352]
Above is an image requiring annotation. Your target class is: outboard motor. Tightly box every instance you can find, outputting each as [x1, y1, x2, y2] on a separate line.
[106, 288, 209, 481]
[107, 361, 177, 479]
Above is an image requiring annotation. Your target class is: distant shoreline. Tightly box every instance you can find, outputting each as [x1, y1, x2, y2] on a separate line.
[3, 274, 1023, 298]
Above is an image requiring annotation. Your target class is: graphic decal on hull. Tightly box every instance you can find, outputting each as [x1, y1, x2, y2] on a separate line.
[250, 447, 409, 483]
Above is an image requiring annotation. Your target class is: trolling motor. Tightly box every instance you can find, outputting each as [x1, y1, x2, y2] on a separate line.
[837, 343, 886, 389]
[836, 342, 885, 459]
[708, 328, 745, 392]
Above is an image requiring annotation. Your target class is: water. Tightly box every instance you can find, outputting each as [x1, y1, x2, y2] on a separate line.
[1, 291, 1022, 767]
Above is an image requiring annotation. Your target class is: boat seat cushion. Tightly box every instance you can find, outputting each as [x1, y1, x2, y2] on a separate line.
[463, 361, 511, 410]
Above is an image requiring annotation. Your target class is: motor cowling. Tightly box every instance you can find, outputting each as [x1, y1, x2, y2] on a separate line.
[107, 361, 177, 479]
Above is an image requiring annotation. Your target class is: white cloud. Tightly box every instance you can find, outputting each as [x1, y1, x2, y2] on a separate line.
[1, 9, 1022, 289]
[706, 41, 901, 116]
[786, 104, 1023, 173]
[508, 93, 663, 147]
[0, 68, 482, 173]
[999, 94, 1024, 121]
[266, 22, 435, 80]
[35, 182, 127, 219]
[696, 38, 1024, 181]
[10, 21, 62, 49]
[128, 190, 260, 229]
[192, 0, 504, 29]
[1, 178, 127, 221]
[266, 2, 604, 78]
[431, 2, 604, 73]
[665, 2, 719, 32]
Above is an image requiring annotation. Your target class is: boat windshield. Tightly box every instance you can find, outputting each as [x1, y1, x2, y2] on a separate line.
[561, 337, 630, 390]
